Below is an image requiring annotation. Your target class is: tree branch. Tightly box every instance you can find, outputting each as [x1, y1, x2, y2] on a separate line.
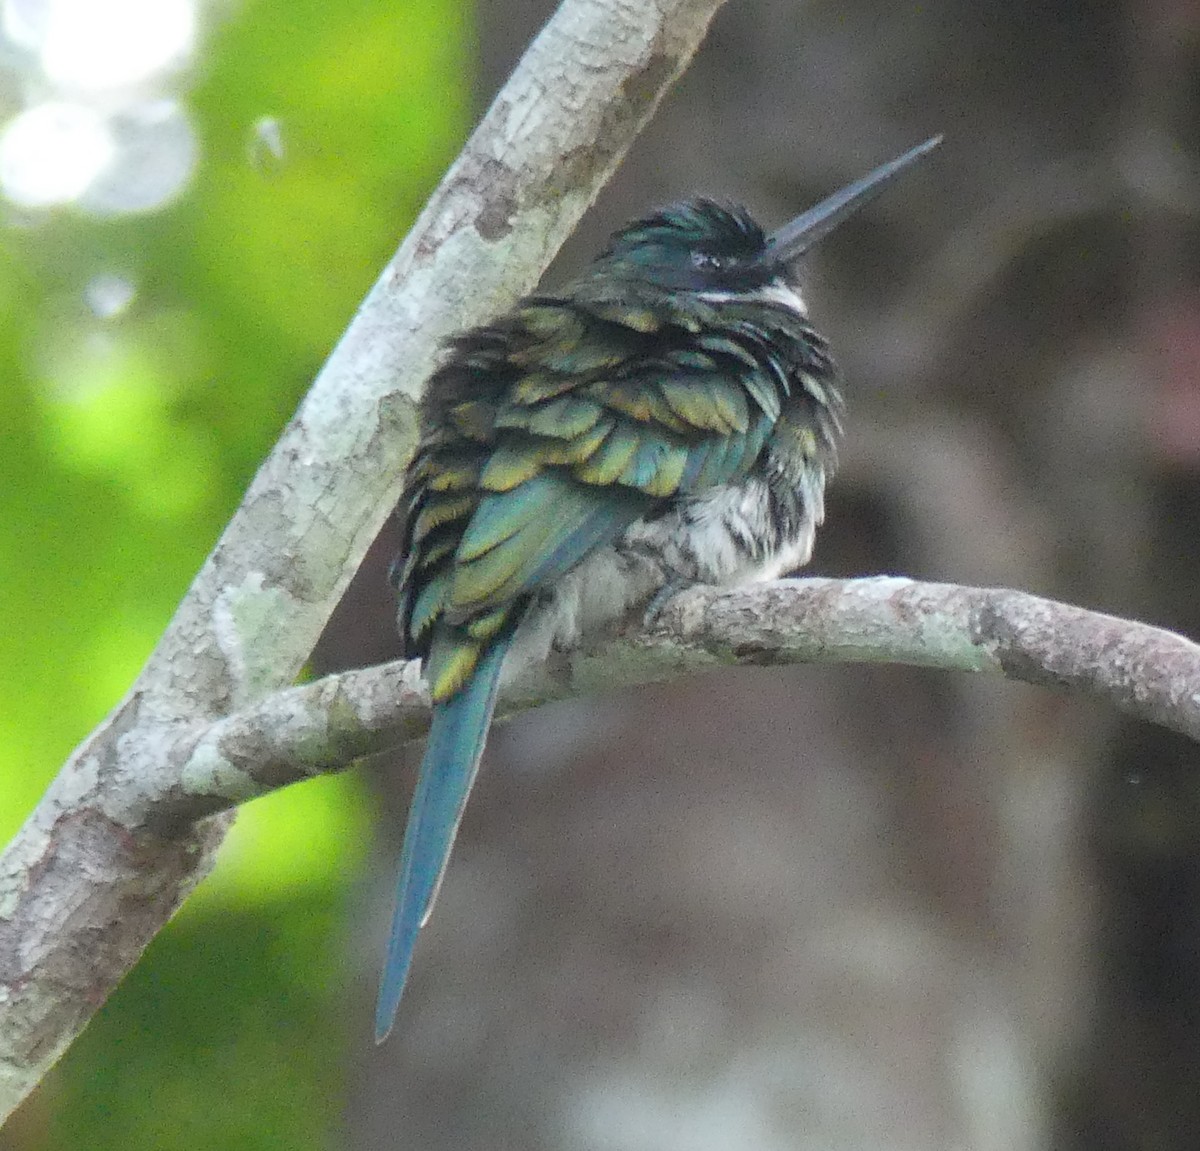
[163, 577, 1200, 822]
[0, 0, 731, 1121]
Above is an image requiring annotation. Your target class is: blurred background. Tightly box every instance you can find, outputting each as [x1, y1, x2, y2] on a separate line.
[2, 0, 1200, 1147]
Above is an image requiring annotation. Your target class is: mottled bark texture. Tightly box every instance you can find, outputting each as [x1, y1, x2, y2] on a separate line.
[151, 578, 1200, 816]
[0, 0, 730, 1122]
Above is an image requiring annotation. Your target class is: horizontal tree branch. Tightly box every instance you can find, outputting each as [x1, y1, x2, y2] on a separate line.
[166, 577, 1200, 819]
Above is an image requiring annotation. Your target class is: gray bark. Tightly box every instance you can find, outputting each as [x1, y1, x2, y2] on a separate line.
[163, 577, 1200, 815]
[0, 0, 731, 1122]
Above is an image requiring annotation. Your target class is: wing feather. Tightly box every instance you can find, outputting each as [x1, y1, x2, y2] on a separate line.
[395, 300, 794, 672]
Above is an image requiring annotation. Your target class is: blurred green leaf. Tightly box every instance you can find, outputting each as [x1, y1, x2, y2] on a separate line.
[1, 0, 473, 1144]
[42, 893, 356, 1151]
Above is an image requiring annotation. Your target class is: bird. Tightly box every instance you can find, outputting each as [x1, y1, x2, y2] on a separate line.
[376, 135, 942, 1041]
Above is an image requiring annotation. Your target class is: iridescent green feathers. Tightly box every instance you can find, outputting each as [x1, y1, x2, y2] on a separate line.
[395, 200, 826, 703]
[381, 147, 939, 1037]
[393, 306, 816, 691]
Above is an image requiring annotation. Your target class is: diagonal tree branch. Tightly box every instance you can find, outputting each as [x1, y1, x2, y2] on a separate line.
[0, 0, 732, 1122]
[9, 0, 1195, 1125]
[160, 577, 1200, 822]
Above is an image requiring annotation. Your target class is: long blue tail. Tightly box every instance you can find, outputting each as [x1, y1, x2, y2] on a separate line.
[375, 637, 512, 1042]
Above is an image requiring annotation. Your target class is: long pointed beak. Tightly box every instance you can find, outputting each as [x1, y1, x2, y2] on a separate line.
[762, 135, 943, 266]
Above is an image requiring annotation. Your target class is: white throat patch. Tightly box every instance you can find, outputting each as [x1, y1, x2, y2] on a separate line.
[699, 277, 808, 316]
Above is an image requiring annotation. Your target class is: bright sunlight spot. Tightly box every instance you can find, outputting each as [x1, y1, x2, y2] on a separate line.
[38, 0, 195, 90]
[0, 0, 198, 212]
[0, 101, 114, 207]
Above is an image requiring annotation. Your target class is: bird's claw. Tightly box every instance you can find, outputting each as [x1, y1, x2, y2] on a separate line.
[642, 581, 684, 629]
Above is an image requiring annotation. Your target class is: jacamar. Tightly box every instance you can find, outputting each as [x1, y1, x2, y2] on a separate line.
[376, 136, 942, 1040]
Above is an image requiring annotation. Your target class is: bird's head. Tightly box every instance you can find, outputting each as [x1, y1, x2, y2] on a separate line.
[581, 136, 942, 322]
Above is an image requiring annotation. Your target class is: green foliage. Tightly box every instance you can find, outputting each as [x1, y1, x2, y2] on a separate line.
[1, 0, 472, 1145]
[44, 893, 354, 1151]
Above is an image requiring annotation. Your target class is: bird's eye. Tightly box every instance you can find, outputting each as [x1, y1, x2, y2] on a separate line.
[692, 251, 726, 272]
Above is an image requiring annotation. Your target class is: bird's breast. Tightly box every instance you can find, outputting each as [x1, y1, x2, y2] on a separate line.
[621, 470, 823, 586]
[501, 465, 827, 685]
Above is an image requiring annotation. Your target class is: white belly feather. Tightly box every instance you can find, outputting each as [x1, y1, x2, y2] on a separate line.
[503, 468, 826, 682]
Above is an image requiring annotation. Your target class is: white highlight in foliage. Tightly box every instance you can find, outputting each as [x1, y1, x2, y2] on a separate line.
[81, 99, 196, 214]
[2, 0, 47, 50]
[84, 273, 136, 319]
[37, 0, 195, 90]
[0, 101, 113, 206]
[247, 115, 286, 171]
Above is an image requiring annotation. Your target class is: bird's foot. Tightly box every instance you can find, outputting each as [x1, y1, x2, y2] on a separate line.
[642, 581, 685, 629]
